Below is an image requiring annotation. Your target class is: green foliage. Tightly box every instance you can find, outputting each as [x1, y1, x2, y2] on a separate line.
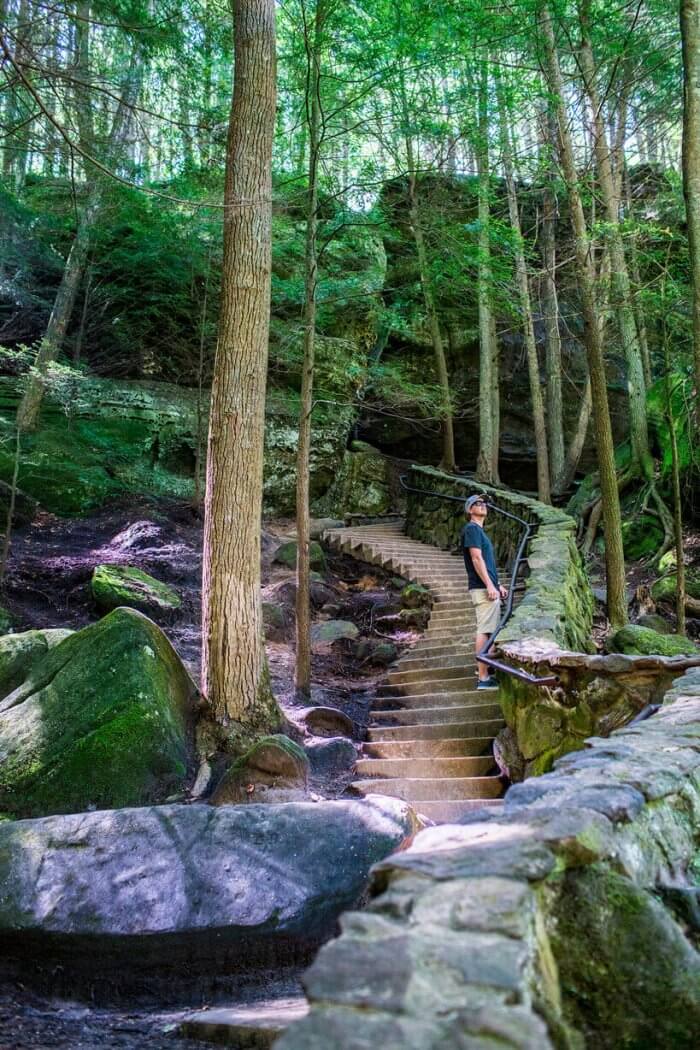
[647, 365, 698, 476]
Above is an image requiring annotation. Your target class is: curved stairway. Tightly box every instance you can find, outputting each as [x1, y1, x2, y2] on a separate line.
[323, 521, 505, 822]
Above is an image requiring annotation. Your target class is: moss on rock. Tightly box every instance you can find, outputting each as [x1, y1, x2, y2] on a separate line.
[311, 619, 359, 644]
[652, 570, 700, 604]
[609, 624, 698, 657]
[0, 628, 73, 700]
[0, 608, 194, 817]
[400, 583, 431, 609]
[551, 867, 700, 1049]
[91, 564, 181, 618]
[0, 374, 355, 518]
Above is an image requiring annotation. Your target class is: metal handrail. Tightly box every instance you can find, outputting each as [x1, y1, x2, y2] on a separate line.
[398, 474, 558, 687]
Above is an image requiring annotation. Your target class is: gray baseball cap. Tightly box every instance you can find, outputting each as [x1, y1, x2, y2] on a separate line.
[464, 493, 488, 512]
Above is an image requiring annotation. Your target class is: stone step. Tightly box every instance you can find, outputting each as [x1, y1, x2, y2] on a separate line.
[352, 774, 503, 802]
[387, 664, 477, 685]
[401, 644, 472, 662]
[179, 998, 309, 1047]
[394, 653, 472, 673]
[354, 755, 495, 779]
[367, 718, 504, 742]
[377, 676, 482, 692]
[369, 702, 502, 726]
[372, 690, 494, 711]
[363, 736, 496, 759]
[415, 629, 472, 645]
[415, 799, 505, 822]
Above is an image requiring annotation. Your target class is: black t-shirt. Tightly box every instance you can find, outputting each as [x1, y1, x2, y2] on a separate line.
[462, 522, 499, 590]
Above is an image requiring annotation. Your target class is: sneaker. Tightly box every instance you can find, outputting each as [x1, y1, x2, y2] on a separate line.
[477, 676, 498, 690]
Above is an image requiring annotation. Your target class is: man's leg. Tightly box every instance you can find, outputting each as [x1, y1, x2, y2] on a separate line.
[475, 631, 491, 682]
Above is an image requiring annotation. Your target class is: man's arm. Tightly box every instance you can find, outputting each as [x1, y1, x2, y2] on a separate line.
[469, 547, 500, 600]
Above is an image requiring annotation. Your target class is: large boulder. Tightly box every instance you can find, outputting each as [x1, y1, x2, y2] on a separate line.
[303, 706, 354, 739]
[608, 624, 698, 657]
[0, 797, 415, 982]
[306, 737, 357, 779]
[91, 564, 181, 618]
[0, 375, 354, 518]
[0, 608, 194, 817]
[211, 735, 310, 805]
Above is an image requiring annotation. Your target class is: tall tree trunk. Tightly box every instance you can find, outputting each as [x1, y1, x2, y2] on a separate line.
[295, 0, 325, 699]
[540, 3, 627, 627]
[497, 73, 550, 502]
[16, 206, 96, 430]
[578, 1, 650, 476]
[681, 0, 700, 405]
[201, 0, 281, 731]
[475, 63, 500, 483]
[623, 164, 652, 386]
[541, 108, 566, 490]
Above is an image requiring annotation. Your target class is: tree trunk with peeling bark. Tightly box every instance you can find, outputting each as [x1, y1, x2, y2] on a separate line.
[201, 0, 281, 731]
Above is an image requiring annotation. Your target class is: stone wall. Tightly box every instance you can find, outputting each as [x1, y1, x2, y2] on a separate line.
[277, 667, 700, 1050]
[403, 466, 700, 777]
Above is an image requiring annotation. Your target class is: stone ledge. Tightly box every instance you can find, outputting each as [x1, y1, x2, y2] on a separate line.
[277, 671, 700, 1050]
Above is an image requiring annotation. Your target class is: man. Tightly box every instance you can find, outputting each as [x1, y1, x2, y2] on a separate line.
[462, 494, 507, 689]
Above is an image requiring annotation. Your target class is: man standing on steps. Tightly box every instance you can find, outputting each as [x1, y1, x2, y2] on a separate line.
[462, 494, 507, 690]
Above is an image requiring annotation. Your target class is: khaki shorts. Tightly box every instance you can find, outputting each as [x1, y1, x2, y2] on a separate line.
[471, 589, 501, 635]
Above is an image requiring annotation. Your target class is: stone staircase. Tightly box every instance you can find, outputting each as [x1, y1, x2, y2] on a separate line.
[323, 521, 505, 822]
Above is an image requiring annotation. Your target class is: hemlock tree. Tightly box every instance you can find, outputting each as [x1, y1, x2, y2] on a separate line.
[201, 0, 281, 731]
